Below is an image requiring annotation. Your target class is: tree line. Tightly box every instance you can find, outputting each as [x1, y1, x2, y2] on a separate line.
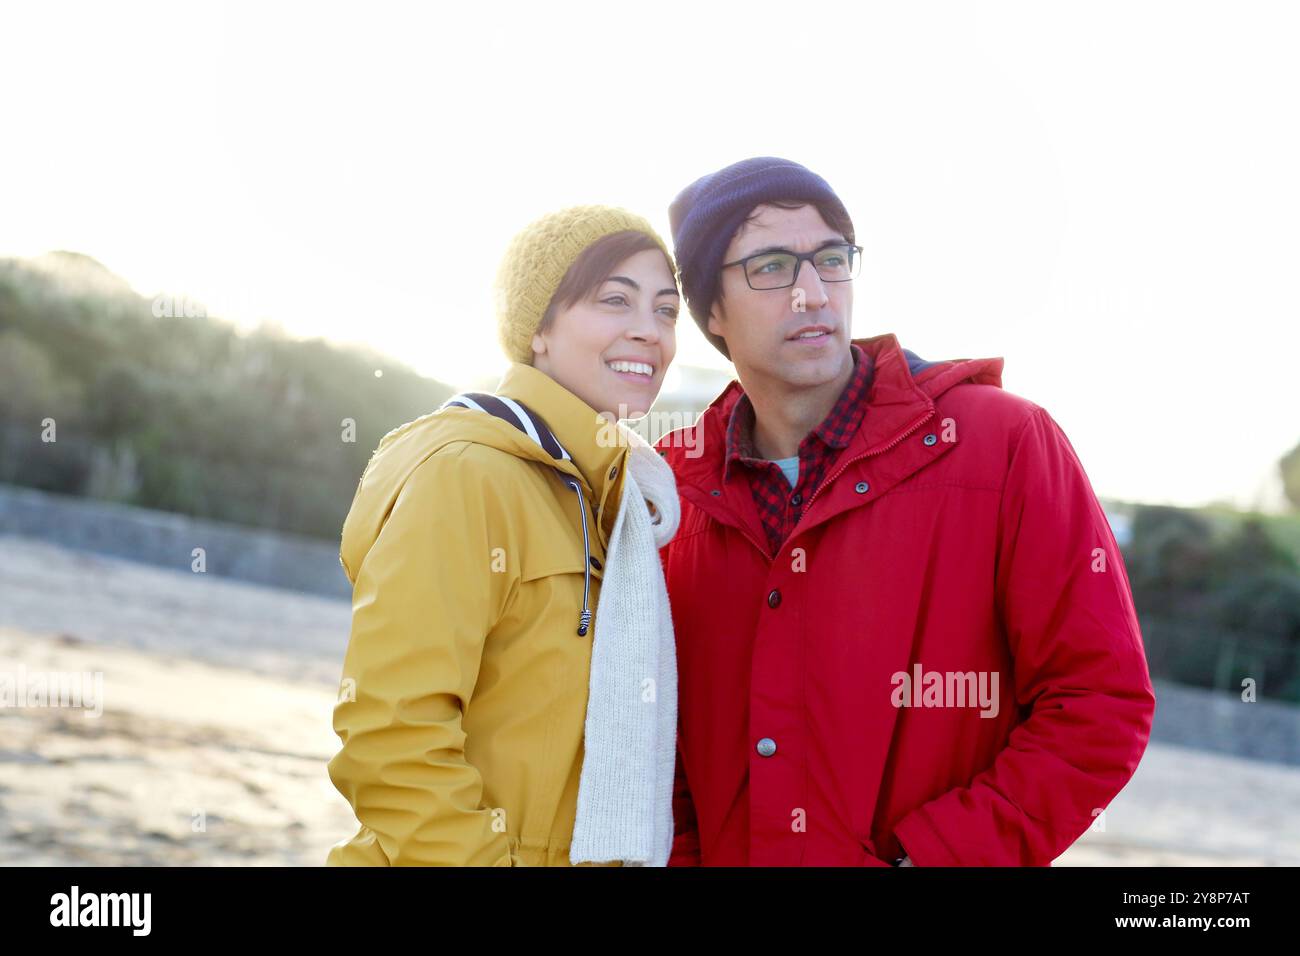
[0, 252, 453, 539]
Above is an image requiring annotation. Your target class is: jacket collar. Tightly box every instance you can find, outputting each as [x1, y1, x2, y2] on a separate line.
[722, 342, 873, 483]
[662, 332, 1003, 492]
[495, 362, 626, 505]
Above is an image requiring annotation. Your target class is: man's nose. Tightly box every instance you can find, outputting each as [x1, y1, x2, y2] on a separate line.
[793, 258, 830, 310]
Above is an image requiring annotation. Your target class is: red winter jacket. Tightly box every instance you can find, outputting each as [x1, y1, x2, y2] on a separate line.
[655, 332, 1155, 866]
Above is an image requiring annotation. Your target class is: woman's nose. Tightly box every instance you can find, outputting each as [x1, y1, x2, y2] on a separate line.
[628, 309, 661, 342]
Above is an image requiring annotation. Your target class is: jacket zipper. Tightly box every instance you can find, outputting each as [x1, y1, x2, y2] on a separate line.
[564, 477, 593, 637]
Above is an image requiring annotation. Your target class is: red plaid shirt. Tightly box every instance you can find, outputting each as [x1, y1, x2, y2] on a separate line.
[724, 343, 873, 558]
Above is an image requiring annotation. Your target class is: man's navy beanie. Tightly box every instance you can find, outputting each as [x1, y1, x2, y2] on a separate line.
[668, 157, 854, 360]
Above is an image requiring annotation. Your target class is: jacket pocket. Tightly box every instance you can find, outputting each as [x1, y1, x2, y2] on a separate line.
[519, 485, 596, 582]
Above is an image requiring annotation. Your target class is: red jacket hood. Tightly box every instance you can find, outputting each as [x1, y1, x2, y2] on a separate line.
[657, 332, 1004, 487]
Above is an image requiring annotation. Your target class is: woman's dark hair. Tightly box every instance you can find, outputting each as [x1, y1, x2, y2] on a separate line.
[537, 230, 678, 336]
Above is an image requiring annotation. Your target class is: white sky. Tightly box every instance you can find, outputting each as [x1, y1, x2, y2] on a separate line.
[1, 0, 1297, 510]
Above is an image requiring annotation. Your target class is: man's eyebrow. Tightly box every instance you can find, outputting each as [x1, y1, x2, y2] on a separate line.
[604, 276, 681, 297]
[739, 238, 848, 258]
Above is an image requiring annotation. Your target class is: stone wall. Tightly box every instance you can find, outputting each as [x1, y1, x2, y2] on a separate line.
[0, 483, 350, 598]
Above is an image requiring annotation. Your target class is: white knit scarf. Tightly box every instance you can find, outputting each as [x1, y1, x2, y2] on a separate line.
[569, 422, 681, 866]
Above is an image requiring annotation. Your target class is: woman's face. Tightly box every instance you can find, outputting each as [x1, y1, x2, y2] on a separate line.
[531, 248, 679, 420]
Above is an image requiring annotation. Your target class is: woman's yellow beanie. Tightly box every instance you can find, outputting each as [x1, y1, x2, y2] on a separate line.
[494, 205, 674, 365]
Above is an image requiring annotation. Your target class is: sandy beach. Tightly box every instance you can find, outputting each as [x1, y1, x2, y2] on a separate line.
[0, 626, 353, 866]
[2, 533, 1299, 866]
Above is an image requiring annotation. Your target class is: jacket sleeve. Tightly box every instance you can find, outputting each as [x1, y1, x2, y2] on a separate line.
[891, 405, 1156, 866]
[326, 451, 515, 866]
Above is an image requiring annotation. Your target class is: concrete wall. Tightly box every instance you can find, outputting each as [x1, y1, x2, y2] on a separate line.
[1149, 678, 1300, 767]
[0, 483, 350, 598]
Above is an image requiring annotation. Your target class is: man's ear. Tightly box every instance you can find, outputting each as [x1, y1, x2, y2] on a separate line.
[531, 332, 547, 357]
[706, 307, 723, 339]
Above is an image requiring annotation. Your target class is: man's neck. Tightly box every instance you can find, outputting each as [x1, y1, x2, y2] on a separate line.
[745, 352, 855, 460]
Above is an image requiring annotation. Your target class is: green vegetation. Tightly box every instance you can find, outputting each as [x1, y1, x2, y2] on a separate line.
[1123, 504, 1300, 703]
[0, 252, 454, 539]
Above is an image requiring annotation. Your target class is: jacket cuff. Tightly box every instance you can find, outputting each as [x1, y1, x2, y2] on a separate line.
[892, 811, 953, 867]
[859, 837, 894, 867]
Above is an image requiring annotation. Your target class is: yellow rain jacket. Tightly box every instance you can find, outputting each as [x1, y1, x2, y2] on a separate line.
[326, 362, 630, 866]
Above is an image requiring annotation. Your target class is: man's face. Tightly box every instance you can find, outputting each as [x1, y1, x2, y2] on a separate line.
[707, 203, 854, 389]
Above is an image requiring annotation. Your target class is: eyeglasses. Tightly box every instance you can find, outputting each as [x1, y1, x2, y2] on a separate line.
[720, 243, 863, 291]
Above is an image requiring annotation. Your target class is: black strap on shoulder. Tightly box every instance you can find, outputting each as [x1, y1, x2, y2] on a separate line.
[439, 392, 572, 463]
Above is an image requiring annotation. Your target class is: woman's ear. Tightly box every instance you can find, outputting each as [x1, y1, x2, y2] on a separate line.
[531, 332, 547, 357]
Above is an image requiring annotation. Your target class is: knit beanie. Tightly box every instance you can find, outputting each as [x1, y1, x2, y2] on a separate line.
[495, 205, 674, 365]
[668, 157, 854, 360]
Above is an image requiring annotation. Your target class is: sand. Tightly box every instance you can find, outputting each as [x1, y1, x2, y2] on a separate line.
[2, 532, 1298, 866]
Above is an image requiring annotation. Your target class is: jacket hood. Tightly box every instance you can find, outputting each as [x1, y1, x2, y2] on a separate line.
[340, 363, 626, 593]
[656, 332, 1004, 485]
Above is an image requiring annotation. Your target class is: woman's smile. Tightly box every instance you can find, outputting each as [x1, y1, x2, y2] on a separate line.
[605, 357, 657, 386]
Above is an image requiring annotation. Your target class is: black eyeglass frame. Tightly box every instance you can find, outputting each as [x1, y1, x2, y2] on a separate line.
[719, 243, 864, 291]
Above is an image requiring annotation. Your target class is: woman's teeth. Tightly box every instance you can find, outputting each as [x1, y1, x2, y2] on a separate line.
[795, 330, 828, 338]
[607, 360, 654, 377]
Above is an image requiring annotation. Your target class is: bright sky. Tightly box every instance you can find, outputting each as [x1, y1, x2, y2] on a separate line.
[2, 1, 1297, 510]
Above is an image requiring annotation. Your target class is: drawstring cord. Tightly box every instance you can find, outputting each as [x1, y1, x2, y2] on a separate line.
[566, 477, 593, 637]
